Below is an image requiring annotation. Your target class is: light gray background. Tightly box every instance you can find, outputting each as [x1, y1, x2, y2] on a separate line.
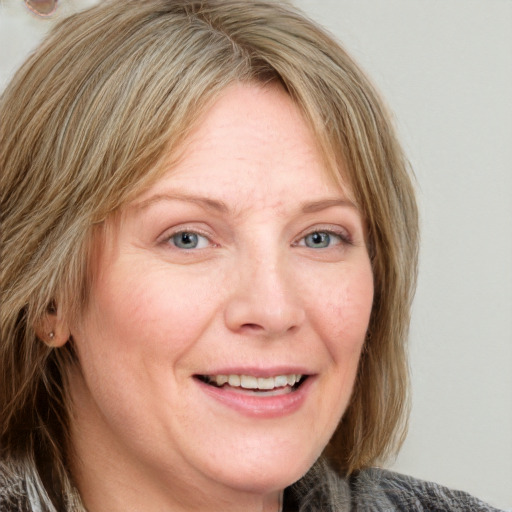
[1, 0, 511, 509]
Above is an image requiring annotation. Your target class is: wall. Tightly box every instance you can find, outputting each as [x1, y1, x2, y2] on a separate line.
[1, 0, 511, 508]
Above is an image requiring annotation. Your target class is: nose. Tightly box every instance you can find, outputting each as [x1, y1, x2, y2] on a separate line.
[224, 252, 305, 337]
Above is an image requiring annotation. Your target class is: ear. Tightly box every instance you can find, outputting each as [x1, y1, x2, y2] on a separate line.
[35, 302, 71, 348]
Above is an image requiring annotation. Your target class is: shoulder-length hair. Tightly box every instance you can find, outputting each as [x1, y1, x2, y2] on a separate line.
[1, 0, 418, 507]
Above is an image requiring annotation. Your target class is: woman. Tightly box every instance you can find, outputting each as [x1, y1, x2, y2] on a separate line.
[0, 1, 502, 511]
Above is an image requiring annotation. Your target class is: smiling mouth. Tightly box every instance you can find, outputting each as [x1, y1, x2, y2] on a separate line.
[196, 374, 307, 395]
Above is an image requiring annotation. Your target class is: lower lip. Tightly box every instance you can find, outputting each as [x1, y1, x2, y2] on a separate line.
[196, 377, 314, 418]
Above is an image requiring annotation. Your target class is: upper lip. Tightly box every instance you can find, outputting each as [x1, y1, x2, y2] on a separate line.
[194, 366, 313, 378]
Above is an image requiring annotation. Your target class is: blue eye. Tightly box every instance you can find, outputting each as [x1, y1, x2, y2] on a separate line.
[170, 231, 209, 249]
[302, 231, 342, 249]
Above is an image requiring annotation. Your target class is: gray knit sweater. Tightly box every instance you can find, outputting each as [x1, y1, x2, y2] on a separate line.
[285, 459, 505, 511]
[0, 457, 505, 511]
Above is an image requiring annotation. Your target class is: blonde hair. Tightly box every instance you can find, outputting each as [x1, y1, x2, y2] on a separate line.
[1, 0, 418, 506]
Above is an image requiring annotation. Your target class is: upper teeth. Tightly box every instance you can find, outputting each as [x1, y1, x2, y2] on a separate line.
[206, 374, 302, 390]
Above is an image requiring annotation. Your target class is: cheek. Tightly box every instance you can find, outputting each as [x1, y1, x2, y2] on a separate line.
[80, 262, 220, 362]
[304, 261, 374, 357]
[68, 262, 224, 432]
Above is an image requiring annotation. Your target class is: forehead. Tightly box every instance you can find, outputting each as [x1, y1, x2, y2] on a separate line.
[133, 82, 353, 212]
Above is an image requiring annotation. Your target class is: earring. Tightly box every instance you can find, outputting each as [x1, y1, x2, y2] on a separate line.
[48, 332, 55, 341]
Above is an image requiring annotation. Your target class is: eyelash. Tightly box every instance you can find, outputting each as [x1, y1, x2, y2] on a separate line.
[161, 226, 353, 251]
[161, 229, 213, 250]
[294, 228, 353, 249]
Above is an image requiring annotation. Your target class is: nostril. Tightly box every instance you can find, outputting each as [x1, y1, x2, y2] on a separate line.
[240, 322, 299, 335]
[241, 323, 264, 331]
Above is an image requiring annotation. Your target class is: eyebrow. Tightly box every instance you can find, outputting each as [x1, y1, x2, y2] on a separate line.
[132, 193, 357, 215]
[132, 193, 229, 213]
[300, 198, 358, 213]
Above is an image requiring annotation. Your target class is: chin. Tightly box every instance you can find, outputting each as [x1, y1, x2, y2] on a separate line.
[196, 437, 322, 494]
[212, 460, 311, 495]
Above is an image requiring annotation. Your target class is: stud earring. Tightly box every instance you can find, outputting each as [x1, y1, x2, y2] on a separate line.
[48, 332, 55, 341]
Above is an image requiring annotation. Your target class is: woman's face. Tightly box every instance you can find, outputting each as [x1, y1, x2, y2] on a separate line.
[68, 83, 374, 508]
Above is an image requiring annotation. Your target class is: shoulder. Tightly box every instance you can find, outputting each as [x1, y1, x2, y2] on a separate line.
[0, 458, 80, 512]
[0, 458, 33, 512]
[287, 460, 504, 511]
[350, 467, 505, 512]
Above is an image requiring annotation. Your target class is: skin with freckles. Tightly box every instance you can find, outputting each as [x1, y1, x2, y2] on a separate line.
[64, 83, 374, 512]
